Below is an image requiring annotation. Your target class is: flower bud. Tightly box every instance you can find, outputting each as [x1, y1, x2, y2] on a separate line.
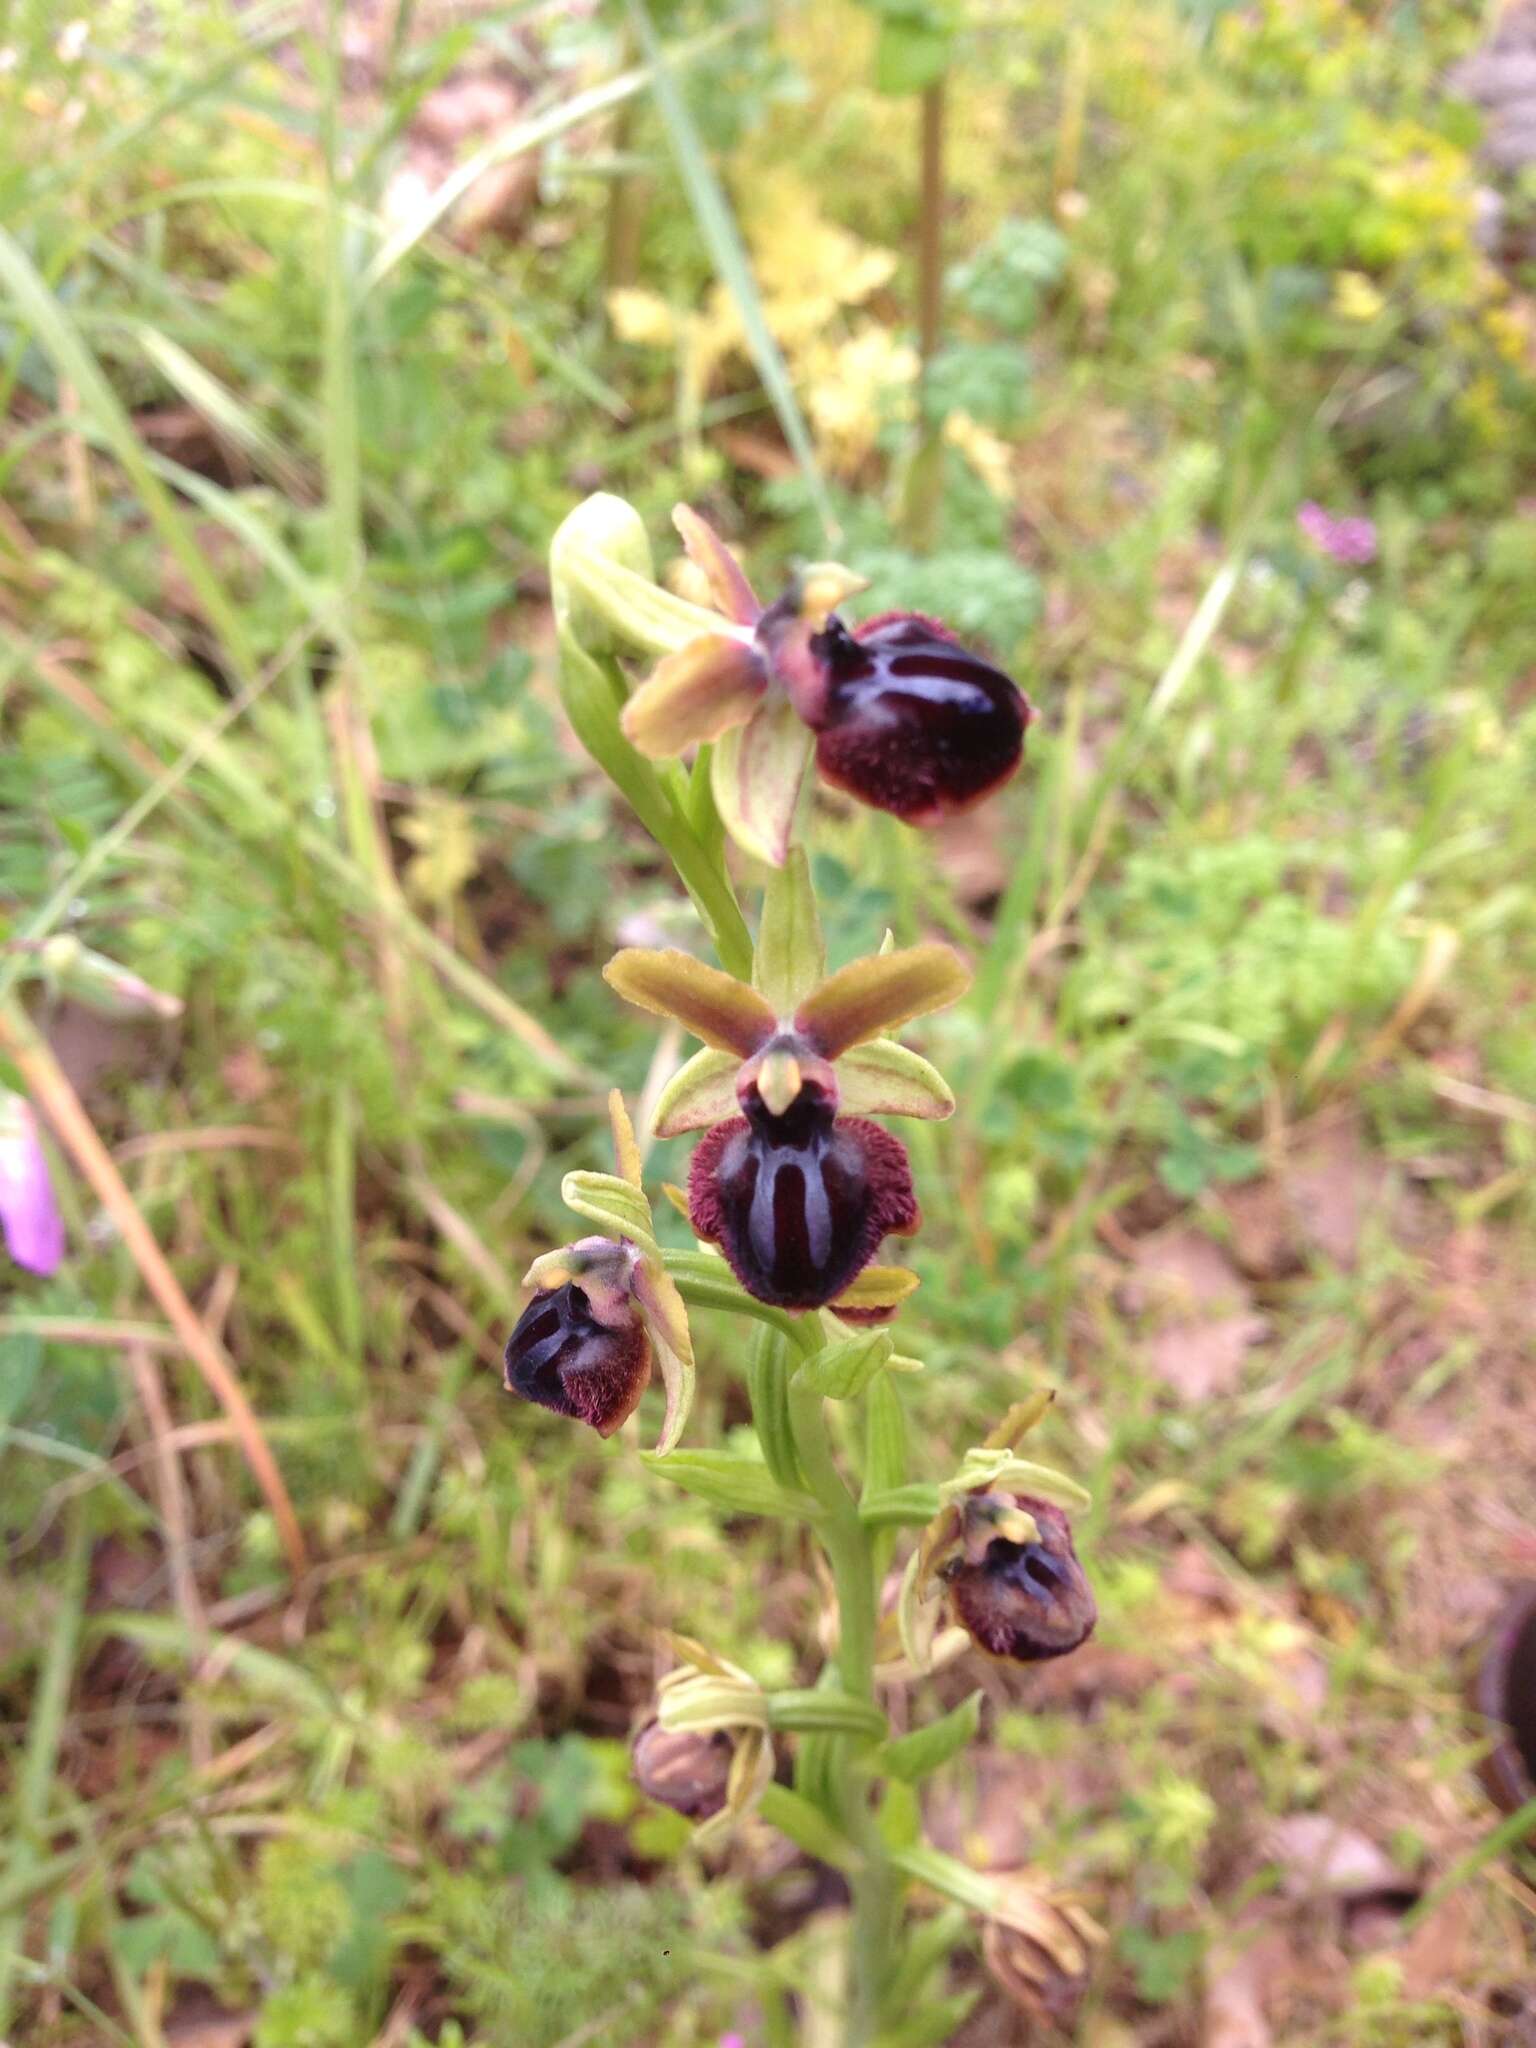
[503, 1265, 651, 1437]
[632, 1719, 734, 1820]
[943, 1493, 1096, 1663]
[801, 613, 1031, 824]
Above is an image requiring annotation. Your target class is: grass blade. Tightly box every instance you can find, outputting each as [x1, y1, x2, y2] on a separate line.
[625, 0, 838, 540]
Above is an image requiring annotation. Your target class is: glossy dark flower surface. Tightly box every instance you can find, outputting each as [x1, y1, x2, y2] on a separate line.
[687, 1074, 918, 1311]
[503, 1278, 651, 1437]
[802, 613, 1031, 825]
[944, 1493, 1096, 1663]
[631, 1720, 733, 1820]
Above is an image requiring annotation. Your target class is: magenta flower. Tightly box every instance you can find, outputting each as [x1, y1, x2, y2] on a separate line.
[1297, 500, 1377, 567]
[0, 1091, 65, 1276]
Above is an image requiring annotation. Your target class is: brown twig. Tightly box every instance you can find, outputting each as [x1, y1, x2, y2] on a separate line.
[126, 1345, 213, 1769]
[0, 1005, 309, 1580]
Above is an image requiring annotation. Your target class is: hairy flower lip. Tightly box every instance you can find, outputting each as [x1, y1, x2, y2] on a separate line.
[503, 1274, 653, 1437]
[688, 1106, 918, 1313]
[806, 611, 1032, 826]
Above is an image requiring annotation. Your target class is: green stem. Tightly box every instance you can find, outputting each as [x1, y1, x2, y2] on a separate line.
[787, 1378, 895, 2045]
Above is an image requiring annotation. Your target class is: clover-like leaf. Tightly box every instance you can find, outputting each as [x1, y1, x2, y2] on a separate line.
[652, 1045, 741, 1138]
[673, 504, 760, 626]
[711, 695, 814, 869]
[621, 633, 766, 757]
[604, 948, 775, 1054]
[835, 1038, 955, 1120]
[795, 944, 971, 1057]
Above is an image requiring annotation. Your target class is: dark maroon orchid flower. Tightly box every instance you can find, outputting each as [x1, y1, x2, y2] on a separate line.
[605, 937, 969, 1315]
[503, 1251, 653, 1438]
[942, 1492, 1097, 1663]
[620, 507, 1032, 864]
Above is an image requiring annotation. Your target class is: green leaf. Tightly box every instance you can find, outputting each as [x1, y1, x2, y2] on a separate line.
[880, 1691, 982, 1782]
[626, 0, 837, 540]
[746, 1324, 804, 1492]
[858, 1482, 943, 1529]
[758, 1784, 859, 1871]
[766, 1689, 887, 1740]
[754, 846, 826, 1014]
[640, 1449, 821, 1522]
[794, 1330, 893, 1400]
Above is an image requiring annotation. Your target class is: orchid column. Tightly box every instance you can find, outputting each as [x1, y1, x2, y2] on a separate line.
[504, 494, 1099, 2046]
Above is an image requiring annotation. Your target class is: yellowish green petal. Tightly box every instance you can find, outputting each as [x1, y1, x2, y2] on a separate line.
[795, 944, 972, 1057]
[620, 633, 766, 758]
[608, 1088, 644, 1189]
[673, 503, 760, 625]
[605, 948, 775, 1054]
[833, 1264, 921, 1314]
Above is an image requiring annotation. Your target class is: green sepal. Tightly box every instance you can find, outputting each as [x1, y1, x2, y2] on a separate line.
[640, 1449, 822, 1522]
[651, 1044, 740, 1138]
[793, 1329, 893, 1400]
[561, 1170, 657, 1256]
[879, 1691, 983, 1783]
[753, 845, 826, 1014]
[746, 1323, 804, 1492]
[859, 1483, 944, 1529]
[835, 1038, 955, 1121]
[941, 1447, 1091, 1513]
[552, 493, 724, 659]
[765, 1689, 887, 1741]
[711, 694, 813, 868]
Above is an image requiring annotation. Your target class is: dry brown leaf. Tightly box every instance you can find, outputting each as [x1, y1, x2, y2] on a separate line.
[1268, 1815, 1411, 1901]
[1147, 1313, 1268, 1401]
[1203, 1930, 1290, 2048]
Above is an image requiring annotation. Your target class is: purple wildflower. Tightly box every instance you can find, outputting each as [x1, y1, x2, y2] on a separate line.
[1297, 500, 1377, 567]
[0, 1091, 64, 1276]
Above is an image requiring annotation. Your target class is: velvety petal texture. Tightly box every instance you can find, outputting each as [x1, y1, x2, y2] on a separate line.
[943, 1493, 1096, 1663]
[805, 612, 1031, 824]
[687, 1092, 918, 1312]
[504, 1278, 652, 1437]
